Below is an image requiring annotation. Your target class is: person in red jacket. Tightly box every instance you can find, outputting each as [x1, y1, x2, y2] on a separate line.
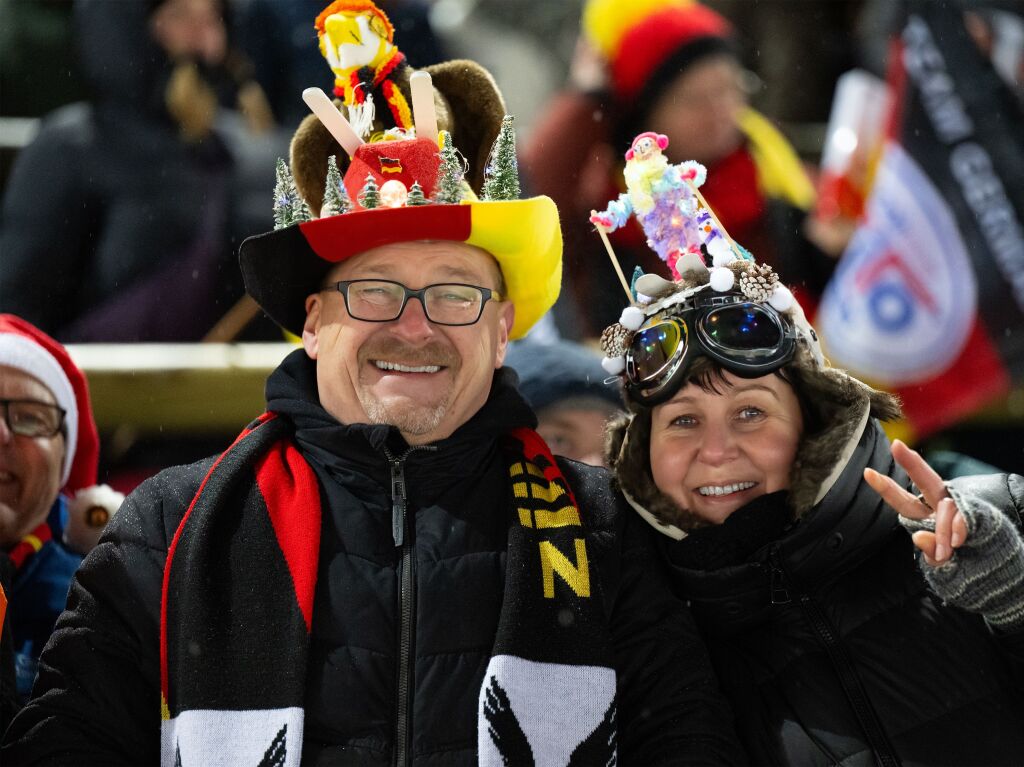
[524, 0, 833, 338]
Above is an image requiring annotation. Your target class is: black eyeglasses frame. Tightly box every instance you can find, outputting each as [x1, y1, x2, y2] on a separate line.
[625, 295, 799, 406]
[327, 279, 501, 326]
[0, 398, 67, 438]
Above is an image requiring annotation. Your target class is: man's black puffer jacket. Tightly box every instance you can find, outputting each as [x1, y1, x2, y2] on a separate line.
[659, 418, 1024, 766]
[2, 351, 744, 765]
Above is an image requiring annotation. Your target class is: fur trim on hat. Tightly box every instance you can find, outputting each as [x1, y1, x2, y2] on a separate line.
[290, 59, 504, 215]
[784, 348, 901, 514]
[607, 345, 902, 534]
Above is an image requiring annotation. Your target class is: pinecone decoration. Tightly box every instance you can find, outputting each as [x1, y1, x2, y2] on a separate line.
[601, 323, 632, 357]
[739, 263, 779, 302]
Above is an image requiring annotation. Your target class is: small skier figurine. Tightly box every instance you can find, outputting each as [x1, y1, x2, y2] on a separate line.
[590, 132, 742, 279]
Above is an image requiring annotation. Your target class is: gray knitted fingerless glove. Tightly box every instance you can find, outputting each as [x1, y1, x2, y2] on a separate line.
[900, 486, 1024, 630]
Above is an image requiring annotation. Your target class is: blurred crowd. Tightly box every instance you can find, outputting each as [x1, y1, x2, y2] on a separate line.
[0, 0, 1019, 491]
[0, 0, 1021, 452]
[0, 0, 1022, 757]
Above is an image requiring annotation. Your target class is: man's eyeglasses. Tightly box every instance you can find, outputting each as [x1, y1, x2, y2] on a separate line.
[0, 399, 66, 438]
[328, 279, 501, 326]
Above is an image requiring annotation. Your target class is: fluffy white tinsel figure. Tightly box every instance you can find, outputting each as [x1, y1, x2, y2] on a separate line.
[591, 132, 713, 278]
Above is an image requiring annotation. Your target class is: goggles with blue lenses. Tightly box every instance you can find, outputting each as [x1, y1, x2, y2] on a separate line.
[625, 294, 798, 406]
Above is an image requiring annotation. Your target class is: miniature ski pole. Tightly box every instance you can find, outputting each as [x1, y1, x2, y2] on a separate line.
[592, 212, 633, 300]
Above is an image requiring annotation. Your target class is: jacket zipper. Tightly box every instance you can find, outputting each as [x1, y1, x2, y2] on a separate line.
[767, 548, 901, 767]
[383, 444, 435, 767]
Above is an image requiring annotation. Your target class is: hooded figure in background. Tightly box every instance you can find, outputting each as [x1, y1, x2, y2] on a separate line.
[504, 339, 623, 467]
[0, 0, 277, 342]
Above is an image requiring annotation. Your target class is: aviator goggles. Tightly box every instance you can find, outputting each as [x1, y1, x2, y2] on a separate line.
[625, 294, 799, 406]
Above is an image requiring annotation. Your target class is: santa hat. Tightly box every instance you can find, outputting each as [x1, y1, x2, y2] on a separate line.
[583, 0, 735, 106]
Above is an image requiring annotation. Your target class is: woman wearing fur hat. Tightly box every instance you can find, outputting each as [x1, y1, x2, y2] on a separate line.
[0, 316, 122, 721]
[596, 149, 1024, 763]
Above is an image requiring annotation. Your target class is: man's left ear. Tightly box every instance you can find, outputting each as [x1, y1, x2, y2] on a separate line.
[494, 302, 515, 368]
[302, 293, 323, 360]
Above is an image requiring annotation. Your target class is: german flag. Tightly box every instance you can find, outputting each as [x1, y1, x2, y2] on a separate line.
[378, 156, 403, 174]
[818, 0, 1024, 438]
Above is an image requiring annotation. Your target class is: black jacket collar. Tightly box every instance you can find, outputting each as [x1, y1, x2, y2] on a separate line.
[663, 420, 908, 634]
[265, 349, 536, 497]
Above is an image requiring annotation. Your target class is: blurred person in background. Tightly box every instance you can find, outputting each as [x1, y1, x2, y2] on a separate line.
[0, 0, 278, 342]
[505, 339, 622, 467]
[0, 316, 120, 717]
[524, 0, 835, 339]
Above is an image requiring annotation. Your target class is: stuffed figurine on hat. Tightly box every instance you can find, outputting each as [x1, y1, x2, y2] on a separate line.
[0, 315, 123, 556]
[289, 0, 509, 215]
[591, 131, 730, 280]
[241, 2, 562, 342]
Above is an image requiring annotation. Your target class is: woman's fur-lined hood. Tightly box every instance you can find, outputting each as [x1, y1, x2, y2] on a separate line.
[606, 345, 902, 537]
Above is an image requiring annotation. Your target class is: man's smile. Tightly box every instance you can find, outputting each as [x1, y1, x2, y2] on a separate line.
[372, 360, 444, 374]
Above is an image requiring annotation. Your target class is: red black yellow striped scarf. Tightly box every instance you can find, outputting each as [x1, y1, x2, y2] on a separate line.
[160, 415, 615, 766]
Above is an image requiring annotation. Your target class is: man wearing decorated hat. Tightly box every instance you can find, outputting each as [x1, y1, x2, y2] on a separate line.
[3, 3, 744, 764]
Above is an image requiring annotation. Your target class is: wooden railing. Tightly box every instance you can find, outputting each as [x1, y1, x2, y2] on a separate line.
[66, 343, 295, 434]
[66, 342, 1024, 436]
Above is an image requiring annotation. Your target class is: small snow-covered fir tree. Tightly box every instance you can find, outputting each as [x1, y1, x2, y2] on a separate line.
[406, 180, 428, 206]
[434, 131, 465, 204]
[321, 155, 352, 217]
[358, 174, 381, 209]
[482, 115, 520, 201]
[273, 158, 311, 229]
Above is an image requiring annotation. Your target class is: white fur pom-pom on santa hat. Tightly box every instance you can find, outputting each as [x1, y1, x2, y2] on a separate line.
[66, 484, 124, 553]
[0, 314, 122, 552]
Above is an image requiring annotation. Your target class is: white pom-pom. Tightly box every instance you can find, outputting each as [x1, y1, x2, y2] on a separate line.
[708, 237, 733, 262]
[769, 284, 794, 311]
[711, 251, 737, 268]
[709, 267, 735, 292]
[602, 356, 626, 375]
[64, 484, 125, 555]
[619, 306, 645, 331]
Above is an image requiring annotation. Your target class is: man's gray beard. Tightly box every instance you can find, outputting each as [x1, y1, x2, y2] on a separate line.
[357, 388, 453, 436]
